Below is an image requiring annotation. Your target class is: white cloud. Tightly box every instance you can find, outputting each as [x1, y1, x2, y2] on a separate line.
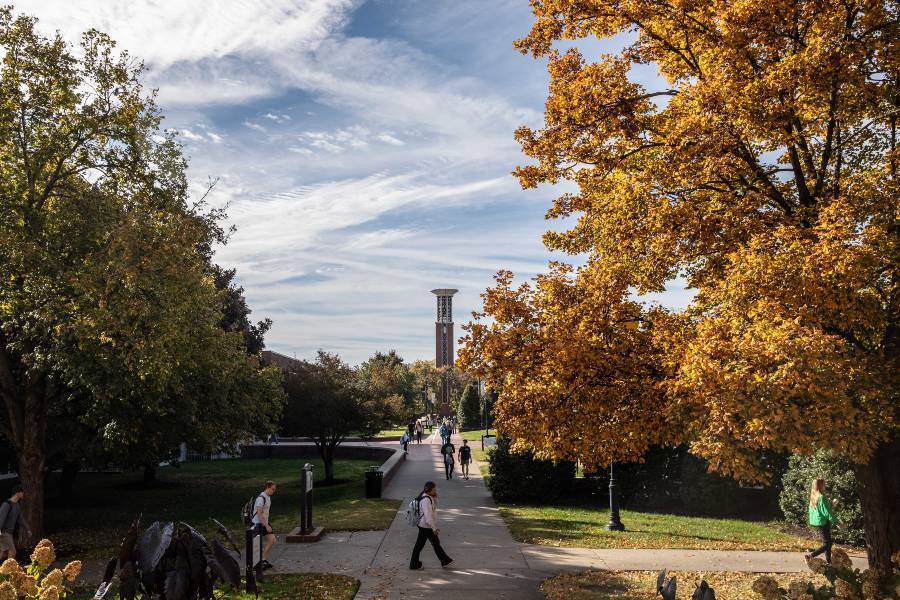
[264, 112, 292, 122]
[243, 121, 266, 133]
[178, 128, 204, 142]
[377, 134, 404, 146]
[29, 0, 360, 70]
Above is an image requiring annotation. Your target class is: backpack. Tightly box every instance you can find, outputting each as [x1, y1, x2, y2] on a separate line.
[242, 493, 266, 525]
[405, 495, 422, 527]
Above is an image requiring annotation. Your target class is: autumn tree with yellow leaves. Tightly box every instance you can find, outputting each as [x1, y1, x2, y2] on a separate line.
[459, 0, 899, 571]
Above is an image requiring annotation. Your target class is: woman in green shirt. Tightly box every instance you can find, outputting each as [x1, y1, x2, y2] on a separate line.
[806, 478, 839, 563]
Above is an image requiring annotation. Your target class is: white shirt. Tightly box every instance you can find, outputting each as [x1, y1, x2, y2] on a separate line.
[418, 494, 437, 529]
[252, 493, 270, 525]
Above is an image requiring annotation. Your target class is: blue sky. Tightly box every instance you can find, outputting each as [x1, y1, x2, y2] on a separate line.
[28, 0, 690, 365]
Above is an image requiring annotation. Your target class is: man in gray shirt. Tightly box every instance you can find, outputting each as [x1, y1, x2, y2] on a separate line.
[0, 486, 31, 560]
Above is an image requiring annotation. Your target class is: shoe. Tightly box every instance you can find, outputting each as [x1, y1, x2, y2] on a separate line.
[261, 560, 274, 570]
[441, 559, 454, 568]
[410, 563, 423, 570]
[804, 554, 812, 562]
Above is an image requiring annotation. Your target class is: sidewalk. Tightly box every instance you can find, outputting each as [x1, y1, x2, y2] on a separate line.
[78, 432, 869, 597]
[355, 431, 545, 599]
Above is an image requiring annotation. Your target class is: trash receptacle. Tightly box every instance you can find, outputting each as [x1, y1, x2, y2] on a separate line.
[365, 466, 383, 498]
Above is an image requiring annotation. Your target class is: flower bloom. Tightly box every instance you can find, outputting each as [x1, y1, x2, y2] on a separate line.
[834, 578, 855, 599]
[41, 569, 64, 590]
[806, 557, 827, 574]
[30, 545, 55, 569]
[0, 559, 21, 575]
[62, 561, 81, 582]
[0, 581, 15, 600]
[39, 584, 59, 600]
[831, 548, 853, 570]
[14, 573, 38, 596]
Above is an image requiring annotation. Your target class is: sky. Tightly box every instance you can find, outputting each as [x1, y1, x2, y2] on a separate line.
[24, 0, 692, 365]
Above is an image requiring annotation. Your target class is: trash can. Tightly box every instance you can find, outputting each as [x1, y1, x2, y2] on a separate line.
[365, 466, 383, 498]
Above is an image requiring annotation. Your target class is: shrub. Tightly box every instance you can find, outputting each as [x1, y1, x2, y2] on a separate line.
[457, 384, 481, 430]
[779, 449, 865, 546]
[488, 437, 576, 503]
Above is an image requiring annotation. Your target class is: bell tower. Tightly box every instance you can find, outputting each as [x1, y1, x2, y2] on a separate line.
[431, 288, 458, 416]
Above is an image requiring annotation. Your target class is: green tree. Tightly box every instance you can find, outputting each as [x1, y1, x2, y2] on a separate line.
[357, 351, 418, 423]
[410, 359, 440, 414]
[281, 352, 365, 483]
[0, 8, 282, 535]
[456, 384, 481, 430]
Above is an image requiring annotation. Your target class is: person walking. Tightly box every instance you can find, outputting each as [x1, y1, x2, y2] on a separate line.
[427, 415, 433, 432]
[0, 486, 31, 560]
[415, 421, 423, 444]
[458, 439, 472, 480]
[438, 421, 449, 445]
[441, 439, 456, 480]
[400, 430, 411, 453]
[409, 481, 453, 570]
[806, 478, 840, 563]
[252, 481, 277, 570]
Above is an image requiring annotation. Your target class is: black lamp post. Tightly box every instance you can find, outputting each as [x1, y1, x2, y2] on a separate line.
[605, 462, 625, 531]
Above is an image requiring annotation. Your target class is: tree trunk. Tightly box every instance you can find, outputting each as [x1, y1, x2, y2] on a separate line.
[853, 437, 900, 573]
[17, 431, 45, 547]
[143, 462, 157, 484]
[323, 445, 335, 483]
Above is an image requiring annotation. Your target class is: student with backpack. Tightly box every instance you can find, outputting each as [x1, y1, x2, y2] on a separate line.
[0, 486, 31, 560]
[458, 440, 472, 480]
[440, 439, 456, 480]
[400, 431, 411, 453]
[243, 481, 277, 570]
[408, 481, 453, 570]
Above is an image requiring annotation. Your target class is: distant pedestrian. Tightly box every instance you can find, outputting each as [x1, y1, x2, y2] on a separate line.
[427, 415, 433, 432]
[439, 422, 449, 445]
[409, 481, 453, 570]
[458, 440, 472, 480]
[400, 431, 411, 453]
[440, 440, 456, 480]
[415, 421, 423, 444]
[252, 481, 277, 570]
[806, 478, 840, 564]
[0, 486, 31, 560]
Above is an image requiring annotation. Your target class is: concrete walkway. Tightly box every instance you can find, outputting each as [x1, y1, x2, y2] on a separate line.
[79, 432, 868, 597]
[354, 430, 545, 599]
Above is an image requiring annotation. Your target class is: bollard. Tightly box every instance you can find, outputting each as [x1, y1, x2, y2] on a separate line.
[286, 463, 324, 542]
[245, 524, 264, 592]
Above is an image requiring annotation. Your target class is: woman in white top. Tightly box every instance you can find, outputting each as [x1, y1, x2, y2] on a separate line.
[409, 481, 453, 569]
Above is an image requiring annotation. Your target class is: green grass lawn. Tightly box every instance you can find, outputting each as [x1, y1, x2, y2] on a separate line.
[72, 573, 358, 600]
[373, 428, 407, 438]
[47, 458, 400, 559]
[498, 504, 819, 551]
[457, 428, 494, 442]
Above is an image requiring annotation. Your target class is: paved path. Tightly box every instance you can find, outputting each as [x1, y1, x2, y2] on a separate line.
[355, 431, 545, 599]
[79, 432, 869, 597]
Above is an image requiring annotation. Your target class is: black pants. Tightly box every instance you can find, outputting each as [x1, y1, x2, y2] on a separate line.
[444, 459, 454, 479]
[810, 523, 833, 563]
[409, 526, 452, 568]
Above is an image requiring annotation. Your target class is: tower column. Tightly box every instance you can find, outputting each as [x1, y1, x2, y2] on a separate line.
[431, 288, 458, 417]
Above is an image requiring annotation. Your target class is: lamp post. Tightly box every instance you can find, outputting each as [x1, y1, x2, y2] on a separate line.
[605, 462, 625, 531]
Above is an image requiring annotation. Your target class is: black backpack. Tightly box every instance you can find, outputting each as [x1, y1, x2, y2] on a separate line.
[241, 494, 266, 525]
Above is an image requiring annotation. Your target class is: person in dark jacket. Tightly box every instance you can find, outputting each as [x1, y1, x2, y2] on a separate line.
[440, 440, 456, 480]
[0, 486, 31, 560]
